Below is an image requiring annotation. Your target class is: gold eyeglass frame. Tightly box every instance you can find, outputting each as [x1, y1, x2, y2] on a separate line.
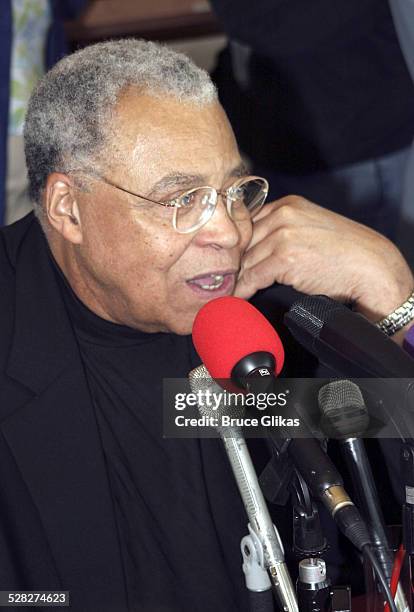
[78, 173, 269, 234]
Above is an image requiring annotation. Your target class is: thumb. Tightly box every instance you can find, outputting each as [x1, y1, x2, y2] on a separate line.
[233, 273, 255, 300]
[234, 258, 279, 300]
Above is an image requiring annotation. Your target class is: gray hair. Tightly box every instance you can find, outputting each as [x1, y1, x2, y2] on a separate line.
[24, 38, 218, 220]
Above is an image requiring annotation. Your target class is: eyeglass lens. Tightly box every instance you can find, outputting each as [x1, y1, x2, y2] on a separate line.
[175, 178, 268, 232]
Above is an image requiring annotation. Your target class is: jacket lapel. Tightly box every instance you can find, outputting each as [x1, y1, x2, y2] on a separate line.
[2, 217, 127, 610]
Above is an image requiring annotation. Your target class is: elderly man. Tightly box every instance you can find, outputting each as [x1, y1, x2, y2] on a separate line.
[0, 39, 413, 611]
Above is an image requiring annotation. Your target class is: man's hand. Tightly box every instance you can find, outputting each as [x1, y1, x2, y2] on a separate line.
[235, 196, 414, 324]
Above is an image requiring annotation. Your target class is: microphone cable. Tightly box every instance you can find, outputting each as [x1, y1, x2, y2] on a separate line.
[363, 544, 397, 612]
[385, 545, 406, 612]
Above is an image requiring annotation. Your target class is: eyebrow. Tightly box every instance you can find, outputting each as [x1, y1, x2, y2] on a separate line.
[148, 161, 248, 196]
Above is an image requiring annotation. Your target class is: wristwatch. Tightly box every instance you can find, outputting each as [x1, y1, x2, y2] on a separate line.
[375, 289, 414, 337]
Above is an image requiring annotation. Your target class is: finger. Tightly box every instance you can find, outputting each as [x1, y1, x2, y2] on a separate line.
[234, 255, 287, 300]
[248, 201, 319, 250]
[254, 195, 306, 220]
[242, 223, 310, 274]
[247, 208, 290, 250]
[240, 233, 278, 276]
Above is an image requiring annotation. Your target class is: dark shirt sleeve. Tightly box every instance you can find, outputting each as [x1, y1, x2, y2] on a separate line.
[55, 0, 88, 20]
[209, 0, 380, 58]
[403, 325, 414, 357]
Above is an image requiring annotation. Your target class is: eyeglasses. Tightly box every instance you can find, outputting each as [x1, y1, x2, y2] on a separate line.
[81, 173, 269, 233]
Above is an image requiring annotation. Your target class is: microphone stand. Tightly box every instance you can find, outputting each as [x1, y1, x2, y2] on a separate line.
[291, 473, 332, 612]
[240, 524, 275, 612]
[260, 440, 352, 611]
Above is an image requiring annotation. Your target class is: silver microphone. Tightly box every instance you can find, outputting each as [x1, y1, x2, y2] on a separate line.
[189, 364, 298, 612]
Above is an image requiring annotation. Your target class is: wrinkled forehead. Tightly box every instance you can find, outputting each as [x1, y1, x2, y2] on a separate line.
[107, 89, 241, 186]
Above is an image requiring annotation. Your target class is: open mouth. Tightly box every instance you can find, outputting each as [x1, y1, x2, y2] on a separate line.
[189, 274, 225, 291]
[186, 271, 236, 296]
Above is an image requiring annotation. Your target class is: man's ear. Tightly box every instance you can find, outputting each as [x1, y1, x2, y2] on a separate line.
[44, 173, 83, 244]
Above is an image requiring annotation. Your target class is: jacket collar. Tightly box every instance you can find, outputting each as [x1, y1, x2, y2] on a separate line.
[5, 215, 80, 393]
[1, 215, 128, 610]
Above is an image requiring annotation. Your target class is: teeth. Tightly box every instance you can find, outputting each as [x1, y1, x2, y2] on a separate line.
[199, 274, 225, 290]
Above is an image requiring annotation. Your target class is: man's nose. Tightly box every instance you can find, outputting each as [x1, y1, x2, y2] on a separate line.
[195, 195, 242, 249]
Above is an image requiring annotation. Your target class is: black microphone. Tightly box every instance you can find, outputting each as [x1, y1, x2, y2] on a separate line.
[318, 380, 393, 576]
[284, 294, 414, 378]
[318, 380, 409, 611]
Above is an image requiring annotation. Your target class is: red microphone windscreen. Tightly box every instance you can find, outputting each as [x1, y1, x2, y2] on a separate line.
[192, 296, 285, 379]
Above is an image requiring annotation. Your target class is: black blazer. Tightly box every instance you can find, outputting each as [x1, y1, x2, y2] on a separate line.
[0, 214, 403, 610]
[0, 214, 128, 611]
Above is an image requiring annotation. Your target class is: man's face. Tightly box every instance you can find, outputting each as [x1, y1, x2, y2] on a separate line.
[70, 90, 252, 334]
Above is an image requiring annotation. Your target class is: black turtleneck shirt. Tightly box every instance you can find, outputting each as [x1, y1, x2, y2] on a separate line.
[54, 268, 251, 612]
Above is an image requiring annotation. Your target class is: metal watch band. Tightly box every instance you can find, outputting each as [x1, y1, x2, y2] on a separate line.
[375, 289, 414, 336]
